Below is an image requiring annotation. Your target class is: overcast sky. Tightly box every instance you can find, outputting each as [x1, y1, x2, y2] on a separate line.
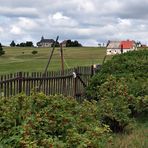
[0, 0, 148, 46]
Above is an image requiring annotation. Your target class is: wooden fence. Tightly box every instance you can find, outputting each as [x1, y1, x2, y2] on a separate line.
[0, 66, 95, 98]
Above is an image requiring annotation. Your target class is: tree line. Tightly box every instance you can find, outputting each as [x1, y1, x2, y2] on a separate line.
[10, 39, 82, 47]
[49, 40, 82, 47]
[10, 41, 34, 47]
[64, 40, 82, 47]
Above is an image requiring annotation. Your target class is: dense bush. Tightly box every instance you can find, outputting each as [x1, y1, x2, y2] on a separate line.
[0, 93, 111, 147]
[86, 50, 148, 132]
[96, 76, 132, 132]
[32, 50, 38, 55]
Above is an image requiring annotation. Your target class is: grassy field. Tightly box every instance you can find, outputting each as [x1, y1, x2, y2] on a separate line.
[107, 116, 148, 148]
[0, 47, 109, 74]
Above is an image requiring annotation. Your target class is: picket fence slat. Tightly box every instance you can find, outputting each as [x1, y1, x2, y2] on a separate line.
[0, 66, 97, 98]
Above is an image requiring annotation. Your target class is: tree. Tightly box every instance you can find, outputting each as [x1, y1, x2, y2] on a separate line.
[19, 42, 26, 47]
[66, 40, 72, 47]
[66, 40, 82, 47]
[73, 40, 82, 47]
[0, 43, 5, 56]
[10, 40, 16, 47]
[26, 41, 34, 47]
[51, 41, 60, 47]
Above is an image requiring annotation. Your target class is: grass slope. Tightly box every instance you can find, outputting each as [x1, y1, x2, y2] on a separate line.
[0, 47, 108, 74]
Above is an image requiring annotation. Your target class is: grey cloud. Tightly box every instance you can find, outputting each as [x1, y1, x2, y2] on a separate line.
[0, 7, 39, 18]
[0, 0, 148, 46]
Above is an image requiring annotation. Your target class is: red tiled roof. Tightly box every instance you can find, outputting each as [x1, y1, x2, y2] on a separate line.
[120, 40, 134, 49]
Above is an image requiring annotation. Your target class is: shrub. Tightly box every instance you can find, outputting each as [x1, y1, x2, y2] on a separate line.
[96, 76, 131, 132]
[32, 50, 38, 55]
[86, 50, 148, 132]
[0, 93, 111, 147]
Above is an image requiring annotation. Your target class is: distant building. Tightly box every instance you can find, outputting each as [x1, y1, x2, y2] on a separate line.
[37, 36, 54, 47]
[107, 40, 137, 55]
[60, 40, 67, 47]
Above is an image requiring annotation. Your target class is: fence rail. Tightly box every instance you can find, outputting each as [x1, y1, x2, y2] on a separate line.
[0, 66, 95, 98]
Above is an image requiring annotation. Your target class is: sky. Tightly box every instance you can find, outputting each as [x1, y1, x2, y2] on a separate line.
[0, 0, 148, 46]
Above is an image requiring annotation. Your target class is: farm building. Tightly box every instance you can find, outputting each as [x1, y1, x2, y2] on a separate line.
[60, 40, 68, 47]
[37, 36, 54, 47]
[107, 40, 137, 55]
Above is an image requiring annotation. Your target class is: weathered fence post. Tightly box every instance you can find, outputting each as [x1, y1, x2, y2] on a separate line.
[18, 72, 22, 93]
[91, 65, 94, 77]
[73, 68, 77, 97]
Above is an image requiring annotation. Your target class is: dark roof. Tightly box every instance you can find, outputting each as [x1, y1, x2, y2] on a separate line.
[40, 38, 54, 43]
[37, 36, 55, 45]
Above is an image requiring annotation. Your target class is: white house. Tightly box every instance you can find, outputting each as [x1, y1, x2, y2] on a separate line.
[107, 40, 137, 55]
[37, 36, 54, 47]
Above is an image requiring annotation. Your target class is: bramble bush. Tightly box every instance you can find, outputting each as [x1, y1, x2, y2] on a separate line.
[0, 93, 111, 147]
[86, 50, 148, 132]
[92, 76, 132, 132]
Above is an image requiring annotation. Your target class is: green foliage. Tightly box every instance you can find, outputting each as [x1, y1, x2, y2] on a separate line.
[97, 76, 132, 132]
[10, 40, 16, 47]
[17, 41, 34, 47]
[0, 43, 5, 56]
[51, 41, 60, 47]
[87, 50, 148, 132]
[66, 40, 82, 47]
[0, 93, 110, 147]
[25, 41, 34, 47]
[32, 50, 38, 55]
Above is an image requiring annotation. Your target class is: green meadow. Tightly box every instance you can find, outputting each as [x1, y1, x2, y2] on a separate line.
[0, 47, 109, 74]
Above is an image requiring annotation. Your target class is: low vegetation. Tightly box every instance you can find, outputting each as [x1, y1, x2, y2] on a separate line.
[32, 50, 38, 55]
[0, 49, 147, 147]
[86, 49, 148, 147]
[0, 93, 111, 147]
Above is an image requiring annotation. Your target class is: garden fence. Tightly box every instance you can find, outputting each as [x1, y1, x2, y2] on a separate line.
[0, 66, 97, 98]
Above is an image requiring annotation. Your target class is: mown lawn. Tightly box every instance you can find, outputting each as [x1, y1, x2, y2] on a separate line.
[0, 47, 110, 74]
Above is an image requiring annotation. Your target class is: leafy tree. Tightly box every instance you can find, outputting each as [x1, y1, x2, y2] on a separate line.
[0, 43, 5, 56]
[66, 40, 72, 47]
[10, 40, 16, 47]
[66, 40, 82, 47]
[19, 42, 26, 47]
[26, 41, 34, 47]
[51, 41, 60, 47]
[16, 44, 20, 47]
[73, 40, 82, 47]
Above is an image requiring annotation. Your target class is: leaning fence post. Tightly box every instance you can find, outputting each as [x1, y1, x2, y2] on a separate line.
[18, 72, 22, 93]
